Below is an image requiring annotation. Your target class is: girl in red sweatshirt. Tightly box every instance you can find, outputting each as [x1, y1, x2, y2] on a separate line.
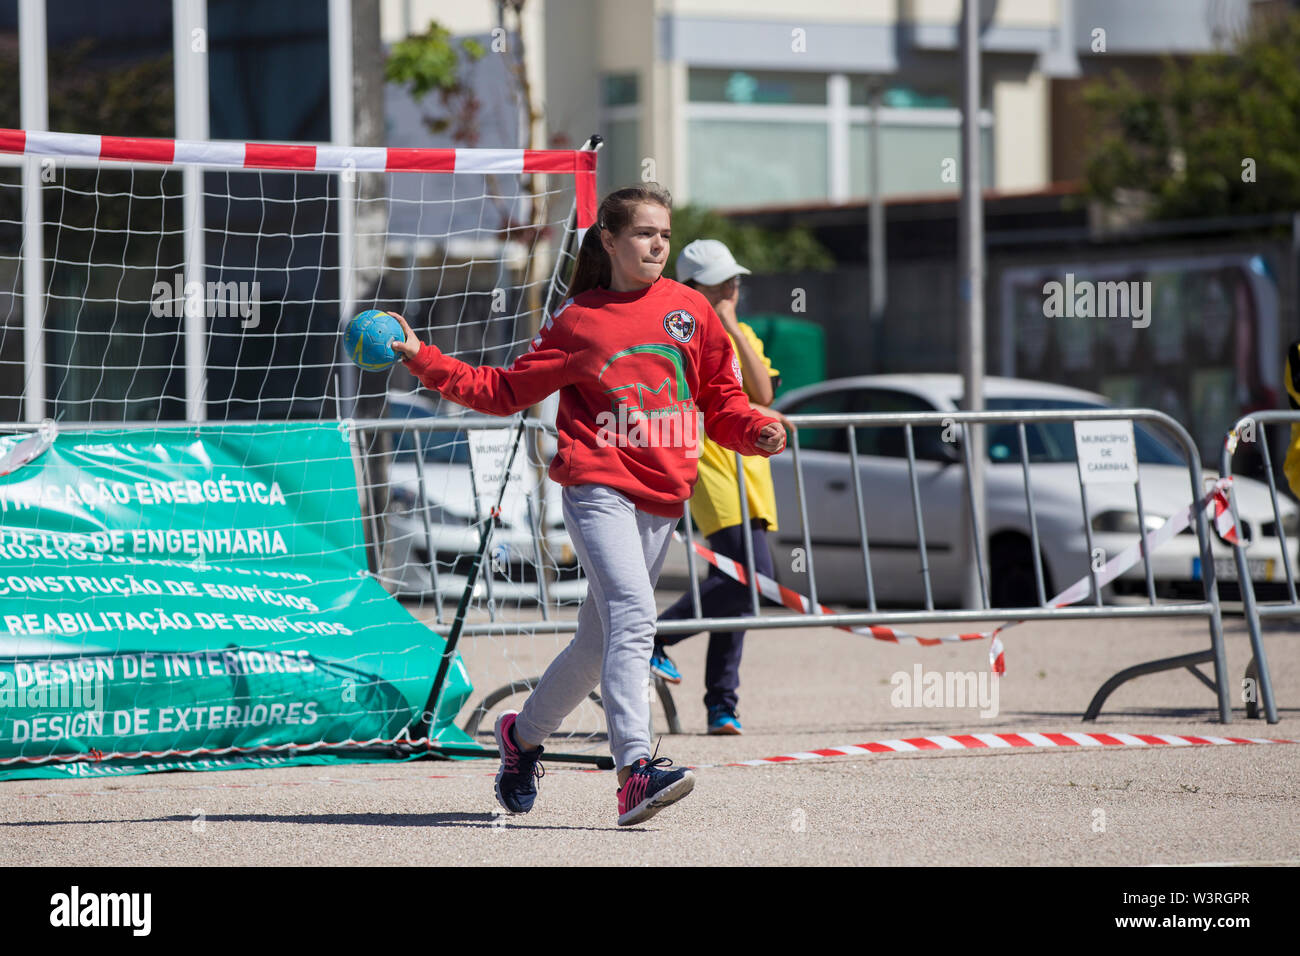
[391, 183, 785, 826]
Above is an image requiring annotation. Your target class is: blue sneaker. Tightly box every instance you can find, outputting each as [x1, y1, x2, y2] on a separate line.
[649, 648, 682, 684]
[616, 754, 696, 826]
[707, 706, 742, 735]
[493, 711, 544, 813]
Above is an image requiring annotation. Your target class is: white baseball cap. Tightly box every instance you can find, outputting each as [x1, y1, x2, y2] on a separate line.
[675, 239, 751, 286]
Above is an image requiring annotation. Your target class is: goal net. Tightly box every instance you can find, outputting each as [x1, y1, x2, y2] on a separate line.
[0, 128, 614, 777]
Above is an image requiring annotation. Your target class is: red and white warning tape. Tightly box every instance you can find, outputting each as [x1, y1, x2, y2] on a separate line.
[1047, 476, 1236, 606]
[677, 477, 1239, 676]
[673, 529, 1009, 673]
[725, 731, 1296, 767]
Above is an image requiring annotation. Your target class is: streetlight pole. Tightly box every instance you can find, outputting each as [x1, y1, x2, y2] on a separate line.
[960, 0, 987, 608]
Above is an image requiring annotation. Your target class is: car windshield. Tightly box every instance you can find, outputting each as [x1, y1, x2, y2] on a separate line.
[390, 404, 470, 464]
[971, 397, 1186, 466]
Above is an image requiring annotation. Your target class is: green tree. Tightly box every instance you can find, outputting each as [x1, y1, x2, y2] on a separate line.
[666, 204, 833, 277]
[1083, 12, 1300, 220]
[384, 21, 487, 144]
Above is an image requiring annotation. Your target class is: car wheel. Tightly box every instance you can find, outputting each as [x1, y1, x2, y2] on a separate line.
[990, 534, 1051, 609]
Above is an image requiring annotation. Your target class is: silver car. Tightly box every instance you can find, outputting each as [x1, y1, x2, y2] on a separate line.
[377, 392, 585, 604]
[769, 375, 1298, 607]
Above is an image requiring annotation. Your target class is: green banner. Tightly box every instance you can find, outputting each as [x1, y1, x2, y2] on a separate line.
[0, 422, 474, 780]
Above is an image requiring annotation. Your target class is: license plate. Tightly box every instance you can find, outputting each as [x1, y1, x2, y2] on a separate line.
[1192, 557, 1274, 582]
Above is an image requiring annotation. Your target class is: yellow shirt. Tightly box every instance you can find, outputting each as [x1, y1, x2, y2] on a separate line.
[690, 322, 780, 538]
[1285, 341, 1300, 499]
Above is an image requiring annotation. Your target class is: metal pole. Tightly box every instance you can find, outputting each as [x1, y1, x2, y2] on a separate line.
[869, 84, 885, 324]
[735, 452, 761, 618]
[18, 0, 47, 423]
[1256, 430, 1297, 603]
[410, 439, 445, 624]
[525, 484, 551, 619]
[683, 506, 704, 620]
[904, 424, 935, 610]
[959, 0, 986, 608]
[790, 428, 822, 614]
[1132, 480, 1159, 605]
[1078, 480, 1103, 607]
[330, 0, 358, 420]
[1017, 422, 1048, 607]
[847, 424, 878, 611]
[411, 419, 529, 741]
[174, 0, 209, 423]
[960, 422, 990, 609]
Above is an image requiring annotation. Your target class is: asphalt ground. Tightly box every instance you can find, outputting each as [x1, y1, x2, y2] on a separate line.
[1, 604, 1296, 867]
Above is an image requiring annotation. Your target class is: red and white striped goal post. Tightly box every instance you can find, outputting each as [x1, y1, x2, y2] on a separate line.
[0, 127, 599, 228]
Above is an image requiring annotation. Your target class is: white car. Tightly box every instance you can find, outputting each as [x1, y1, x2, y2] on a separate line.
[378, 392, 585, 604]
[769, 375, 1298, 608]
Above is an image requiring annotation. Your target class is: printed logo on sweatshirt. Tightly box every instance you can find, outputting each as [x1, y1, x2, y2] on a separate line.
[597, 344, 691, 407]
[663, 309, 696, 343]
[595, 343, 702, 458]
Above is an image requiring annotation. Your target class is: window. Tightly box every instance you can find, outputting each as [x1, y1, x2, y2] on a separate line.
[0, 0, 17, 130]
[600, 118, 640, 193]
[685, 69, 1000, 207]
[853, 390, 948, 461]
[392, 415, 471, 465]
[47, 0, 174, 137]
[689, 70, 827, 105]
[42, 0, 185, 419]
[602, 73, 641, 193]
[782, 389, 854, 453]
[848, 122, 994, 198]
[208, 0, 330, 142]
[850, 80, 957, 109]
[687, 120, 828, 207]
[603, 73, 639, 107]
[0, 2, 20, 422]
[978, 398, 1186, 465]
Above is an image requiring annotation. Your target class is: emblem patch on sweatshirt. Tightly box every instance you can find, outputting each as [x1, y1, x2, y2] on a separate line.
[663, 309, 696, 343]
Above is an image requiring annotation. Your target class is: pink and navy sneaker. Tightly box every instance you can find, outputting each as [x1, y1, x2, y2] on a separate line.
[494, 711, 545, 814]
[616, 755, 695, 827]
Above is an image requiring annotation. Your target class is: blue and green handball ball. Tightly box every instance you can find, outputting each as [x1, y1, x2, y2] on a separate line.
[344, 309, 404, 371]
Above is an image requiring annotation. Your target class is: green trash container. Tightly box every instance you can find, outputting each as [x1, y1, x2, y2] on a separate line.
[740, 314, 826, 398]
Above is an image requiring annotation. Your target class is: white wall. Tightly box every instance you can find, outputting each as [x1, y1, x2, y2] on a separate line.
[992, 70, 1049, 191]
[664, 0, 895, 23]
[907, 0, 1059, 27]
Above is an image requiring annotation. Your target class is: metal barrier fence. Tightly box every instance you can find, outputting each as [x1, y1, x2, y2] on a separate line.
[0, 408, 1266, 742]
[765, 408, 1236, 723]
[357, 407, 1261, 726]
[1221, 410, 1300, 724]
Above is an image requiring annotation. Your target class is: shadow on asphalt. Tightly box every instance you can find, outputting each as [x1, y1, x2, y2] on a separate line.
[0, 812, 621, 832]
[1001, 708, 1299, 721]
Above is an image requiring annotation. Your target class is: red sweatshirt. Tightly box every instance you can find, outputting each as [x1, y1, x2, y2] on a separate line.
[405, 277, 780, 517]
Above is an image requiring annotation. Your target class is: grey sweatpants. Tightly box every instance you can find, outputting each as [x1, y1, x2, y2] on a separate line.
[514, 484, 676, 770]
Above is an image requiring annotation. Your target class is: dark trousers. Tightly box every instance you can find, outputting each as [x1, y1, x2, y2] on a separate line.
[657, 520, 772, 712]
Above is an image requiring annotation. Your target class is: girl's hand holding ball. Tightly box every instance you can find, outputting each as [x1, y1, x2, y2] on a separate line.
[388, 312, 424, 363]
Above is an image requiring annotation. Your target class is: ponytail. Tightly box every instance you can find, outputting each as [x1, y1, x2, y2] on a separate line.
[568, 227, 611, 298]
[566, 182, 673, 299]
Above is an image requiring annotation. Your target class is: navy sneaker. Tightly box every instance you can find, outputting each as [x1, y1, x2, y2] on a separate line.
[707, 706, 742, 735]
[493, 711, 544, 813]
[616, 754, 696, 827]
[649, 647, 683, 684]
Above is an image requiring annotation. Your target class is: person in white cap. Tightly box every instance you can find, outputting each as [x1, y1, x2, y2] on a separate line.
[652, 239, 784, 735]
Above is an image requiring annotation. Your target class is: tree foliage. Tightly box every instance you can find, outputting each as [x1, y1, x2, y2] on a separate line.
[384, 21, 486, 143]
[665, 204, 834, 277]
[1083, 12, 1300, 219]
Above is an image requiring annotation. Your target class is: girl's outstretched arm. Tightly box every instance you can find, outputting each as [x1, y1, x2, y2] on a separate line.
[695, 311, 786, 457]
[390, 312, 575, 416]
